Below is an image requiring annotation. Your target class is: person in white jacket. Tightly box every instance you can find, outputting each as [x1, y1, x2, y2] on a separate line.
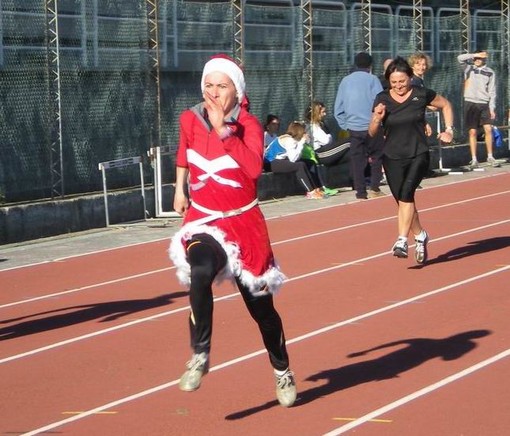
[264, 121, 324, 199]
[305, 102, 350, 163]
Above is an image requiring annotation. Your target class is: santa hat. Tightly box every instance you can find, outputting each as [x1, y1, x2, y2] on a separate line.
[201, 54, 245, 103]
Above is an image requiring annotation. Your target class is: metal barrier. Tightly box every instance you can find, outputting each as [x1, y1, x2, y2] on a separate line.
[427, 110, 451, 174]
[98, 156, 147, 226]
[148, 145, 180, 218]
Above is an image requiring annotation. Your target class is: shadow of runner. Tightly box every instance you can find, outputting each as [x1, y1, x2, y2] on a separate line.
[225, 329, 491, 419]
[410, 236, 510, 269]
[0, 291, 188, 340]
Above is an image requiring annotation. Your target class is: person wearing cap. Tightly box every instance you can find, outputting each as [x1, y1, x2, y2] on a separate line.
[457, 50, 499, 169]
[169, 54, 296, 407]
[369, 57, 454, 265]
[334, 51, 386, 200]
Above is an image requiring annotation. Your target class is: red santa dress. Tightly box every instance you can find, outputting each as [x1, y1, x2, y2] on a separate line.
[169, 103, 286, 296]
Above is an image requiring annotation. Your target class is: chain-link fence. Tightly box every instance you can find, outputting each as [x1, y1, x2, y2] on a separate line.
[1, 0, 508, 204]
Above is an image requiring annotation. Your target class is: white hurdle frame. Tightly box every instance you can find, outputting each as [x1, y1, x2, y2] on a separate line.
[430, 110, 451, 173]
[148, 145, 180, 218]
[98, 156, 146, 226]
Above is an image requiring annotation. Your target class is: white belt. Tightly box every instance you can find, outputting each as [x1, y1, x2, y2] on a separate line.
[189, 198, 259, 226]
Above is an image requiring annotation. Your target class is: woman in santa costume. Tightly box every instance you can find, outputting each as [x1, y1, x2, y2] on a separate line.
[169, 54, 296, 407]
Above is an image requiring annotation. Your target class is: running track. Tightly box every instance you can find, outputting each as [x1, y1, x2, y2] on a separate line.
[1, 171, 509, 435]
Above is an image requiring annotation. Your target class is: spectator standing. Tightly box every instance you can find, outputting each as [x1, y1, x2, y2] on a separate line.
[169, 54, 296, 407]
[369, 57, 454, 265]
[265, 121, 325, 199]
[379, 58, 393, 90]
[408, 52, 435, 138]
[457, 50, 500, 168]
[334, 52, 386, 199]
[408, 52, 432, 88]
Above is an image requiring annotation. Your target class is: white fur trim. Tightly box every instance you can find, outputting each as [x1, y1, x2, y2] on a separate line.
[169, 223, 286, 296]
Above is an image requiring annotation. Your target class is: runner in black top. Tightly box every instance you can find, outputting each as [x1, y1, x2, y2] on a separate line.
[368, 57, 454, 265]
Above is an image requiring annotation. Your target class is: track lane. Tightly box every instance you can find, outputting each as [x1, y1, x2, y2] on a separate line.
[1, 173, 509, 434]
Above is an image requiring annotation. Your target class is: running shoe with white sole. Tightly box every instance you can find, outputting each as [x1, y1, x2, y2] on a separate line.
[275, 369, 297, 407]
[487, 157, 501, 168]
[179, 352, 209, 392]
[415, 230, 429, 264]
[468, 159, 479, 170]
[392, 239, 408, 258]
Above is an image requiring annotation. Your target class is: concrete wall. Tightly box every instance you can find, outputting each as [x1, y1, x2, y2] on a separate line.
[1, 141, 508, 245]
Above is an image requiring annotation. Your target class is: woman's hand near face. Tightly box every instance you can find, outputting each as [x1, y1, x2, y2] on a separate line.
[203, 90, 226, 131]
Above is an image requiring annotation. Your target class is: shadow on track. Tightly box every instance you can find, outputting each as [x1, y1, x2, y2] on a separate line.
[225, 329, 491, 419]
[410, 236, 510, 269]
[0, 291, 188, 340]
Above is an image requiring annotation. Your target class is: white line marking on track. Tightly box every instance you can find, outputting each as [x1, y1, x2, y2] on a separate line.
[2, 190, 510, 309]
[17, 264, 510, 435]
[0, 267, 174, 310]
[1, 180, 509, 273]
[322, 348, 510, 436]
[272, 189, 510, 245]
[2, 221, 509, 364]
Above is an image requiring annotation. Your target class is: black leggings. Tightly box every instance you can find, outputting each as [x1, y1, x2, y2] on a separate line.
[383, 152, 430, 202]
[270, 159, 319, 192]
[186, 233, 290, 371]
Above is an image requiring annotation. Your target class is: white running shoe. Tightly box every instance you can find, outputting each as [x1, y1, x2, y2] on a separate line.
[487, 157, 501, 168]
[275, 369, 297, 407]
[415, 231, 429, 264]
[392, 239, 408, 258]
[468, 159, 479, 170]
[179, 352, 209, 392]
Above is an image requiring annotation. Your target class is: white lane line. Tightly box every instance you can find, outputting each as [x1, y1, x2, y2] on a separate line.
[0, 291, 234, 365]
[2, 182, 509, 273]
[273, 189, 510, 245]
[0, 237, 171, 272]
[3, 189, 510, 309]
[323, 348, 510, 436]
[0, 267, 174, 310]
[19, 264, 510, 436]
[2, 221, 509, 365]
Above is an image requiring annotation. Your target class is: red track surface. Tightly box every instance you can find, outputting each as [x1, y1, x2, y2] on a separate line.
[1, 173, 510, 435]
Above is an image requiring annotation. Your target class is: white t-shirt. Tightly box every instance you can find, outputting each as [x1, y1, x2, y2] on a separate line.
[306, 122, 332, 150]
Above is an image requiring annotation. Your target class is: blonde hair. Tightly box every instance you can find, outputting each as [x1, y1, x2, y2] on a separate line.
[408, 52, 432, 69]
[305, 101, 325, 124]
[285, 121, 306, 140]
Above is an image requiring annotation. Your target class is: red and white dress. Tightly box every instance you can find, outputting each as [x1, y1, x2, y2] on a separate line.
[169, 103, 286, 296]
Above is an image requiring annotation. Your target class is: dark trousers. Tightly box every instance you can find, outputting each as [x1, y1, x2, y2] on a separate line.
[186, 233, 290, 371]
[270, 158, 318, 192]
[348, 129, 384, 197]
